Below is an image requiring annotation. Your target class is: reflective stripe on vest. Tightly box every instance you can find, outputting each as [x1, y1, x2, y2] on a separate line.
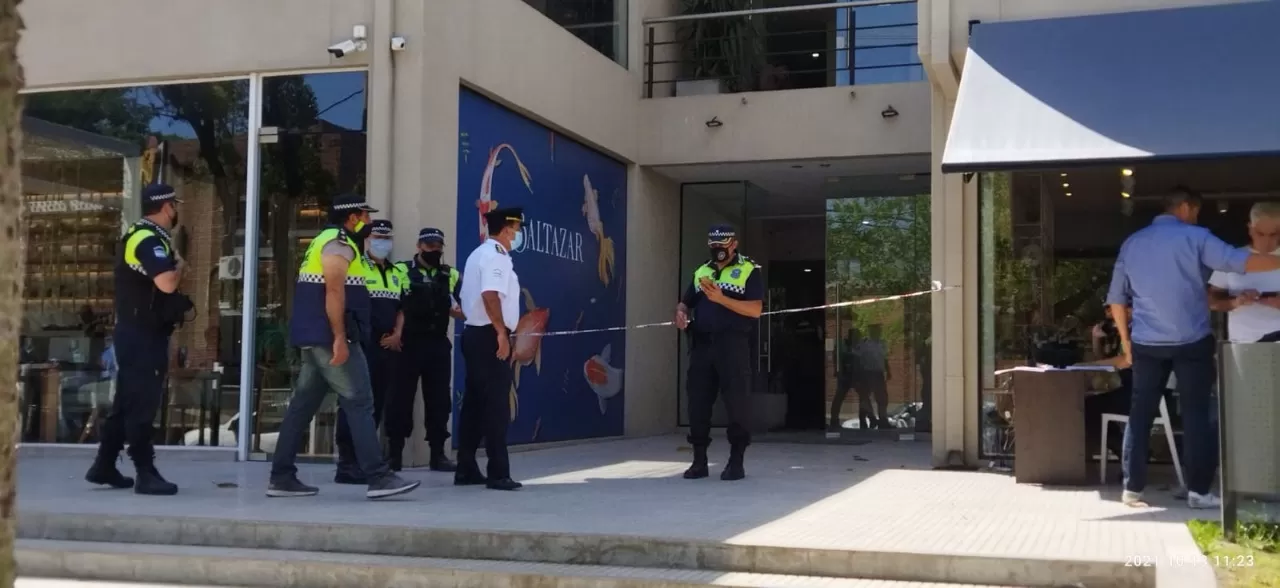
[298, 228, 367, 285]
[123, 228, 170, 275]
[692, 255, 757, 296]
[366, 259, 405, 300]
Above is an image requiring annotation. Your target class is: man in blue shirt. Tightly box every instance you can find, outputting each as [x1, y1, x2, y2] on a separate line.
[1107, 188, 1280, 508]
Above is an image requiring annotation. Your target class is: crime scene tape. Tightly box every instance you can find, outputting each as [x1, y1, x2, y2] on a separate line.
[508, 281, 953, 340]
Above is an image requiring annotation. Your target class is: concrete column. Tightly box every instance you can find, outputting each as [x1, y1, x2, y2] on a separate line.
[365, 0, 395, 213]
[386, 0, 461, 466]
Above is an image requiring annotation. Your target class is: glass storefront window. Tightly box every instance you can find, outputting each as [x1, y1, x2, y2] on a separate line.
[20, 80, 249, 446]
[824, 177, 931, 434]
[247, 71, 368, 458]
[523, 0, 628, 66]
[978, 171, 1135, 459]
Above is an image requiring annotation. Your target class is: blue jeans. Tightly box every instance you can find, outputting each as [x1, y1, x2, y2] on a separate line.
[1124, 335, 1218, 494]
[271, 344, 389, 481]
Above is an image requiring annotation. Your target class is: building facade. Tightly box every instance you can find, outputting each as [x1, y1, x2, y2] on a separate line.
[17, 0, 1266, 467]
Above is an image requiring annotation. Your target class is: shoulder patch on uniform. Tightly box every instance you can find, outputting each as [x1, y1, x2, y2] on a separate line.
[730, 268, 741, 279]
[494, 243, 507, 255]
[152, 246, 167, 258]
[391, 275, 400, 286]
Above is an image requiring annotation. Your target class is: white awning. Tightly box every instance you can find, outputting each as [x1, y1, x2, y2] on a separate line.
[941, 1, 1280, 173]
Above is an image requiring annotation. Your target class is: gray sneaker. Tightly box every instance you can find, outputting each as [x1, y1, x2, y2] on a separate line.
[266, 476, 319, 498]
[366, 473, 421, 500]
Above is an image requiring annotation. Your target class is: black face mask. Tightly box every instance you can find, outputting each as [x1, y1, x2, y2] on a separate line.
[353, 222, 374, 241]
[710, 246, 730, 263]
[420, 250, 443, 266]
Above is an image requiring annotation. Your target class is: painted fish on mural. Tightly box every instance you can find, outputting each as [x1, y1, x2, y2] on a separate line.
[477, 143, 533, 242]
[583, 344, 624, 414]
[582, 174, 616, 286]
[508, 288, 550, 421]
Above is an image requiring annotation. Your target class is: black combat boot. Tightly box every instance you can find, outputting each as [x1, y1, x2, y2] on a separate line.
[429, 444, 457, 472]
[720, 445, 746, 481]
[130, 448, 178, 496]
[386, 437, 405, 472]
[683, 446, 709, 479]
[453, 451, 487, 486]
[85, 453, 134, 489]
[334, 439, 366, 484]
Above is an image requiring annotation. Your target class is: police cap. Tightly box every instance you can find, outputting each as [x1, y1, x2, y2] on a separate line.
[142, 183, 182, 205]
[330, 193, 378, 215]
[484, 207, 525, 231]
[371, 219, 393, 237]
[708, 224, 736, 244]
[418, 227, 445, 244]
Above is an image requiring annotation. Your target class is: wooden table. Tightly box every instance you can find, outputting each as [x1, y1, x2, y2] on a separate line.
[1000, 366, 1105, 486]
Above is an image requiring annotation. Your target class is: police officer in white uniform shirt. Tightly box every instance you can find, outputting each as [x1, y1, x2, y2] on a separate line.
[456, 206, 524, 491]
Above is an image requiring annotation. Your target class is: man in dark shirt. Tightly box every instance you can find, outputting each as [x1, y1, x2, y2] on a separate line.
[674, 224, 763, 481]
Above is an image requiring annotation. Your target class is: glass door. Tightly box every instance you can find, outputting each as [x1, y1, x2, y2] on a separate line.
[823, 177, 931, 436]
[676, 182, 747, 428]
[244, 71, 369, 459]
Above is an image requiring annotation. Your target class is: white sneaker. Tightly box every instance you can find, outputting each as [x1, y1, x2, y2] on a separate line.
[1122, 490, 1148, 507]
[1187, 491, 1221, 509]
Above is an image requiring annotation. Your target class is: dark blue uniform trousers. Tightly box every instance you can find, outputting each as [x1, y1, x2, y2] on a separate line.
[390, 335, 453, 447]
[686, 332, 753, 449]
[97, 323, 169, 466]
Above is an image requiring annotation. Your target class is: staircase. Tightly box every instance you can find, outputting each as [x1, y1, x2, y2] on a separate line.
[17, 511, 1153, 588]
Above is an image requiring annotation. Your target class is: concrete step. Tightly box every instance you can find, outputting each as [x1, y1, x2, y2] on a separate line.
[18, 512, 1153, 588]
[18, 539, 1026, 588]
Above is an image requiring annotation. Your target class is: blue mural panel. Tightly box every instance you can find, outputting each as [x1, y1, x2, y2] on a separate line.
[454, 88, 628, 445]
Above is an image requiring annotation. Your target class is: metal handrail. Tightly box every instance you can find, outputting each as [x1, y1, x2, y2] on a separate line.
[643, 0, 918, 25]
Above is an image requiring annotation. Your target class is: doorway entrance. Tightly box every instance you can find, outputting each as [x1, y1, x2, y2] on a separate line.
[675, 168, 932, 442]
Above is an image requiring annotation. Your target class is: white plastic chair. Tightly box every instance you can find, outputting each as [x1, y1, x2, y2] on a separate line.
[1100, 395, 1185, 488]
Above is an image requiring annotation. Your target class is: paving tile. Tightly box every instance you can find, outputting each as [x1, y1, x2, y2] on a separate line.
[19, 435, 1213, 587]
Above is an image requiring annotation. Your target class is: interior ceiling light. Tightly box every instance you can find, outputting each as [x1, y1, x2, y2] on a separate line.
[1065, 192, 1072, 197]
[1121, 192, 1132, 198]
[811, 52, 820, 58]
[1062, 183, 1070, 188]
[1060, 173, 1068, 177]
[1121, 168, 1134, 176]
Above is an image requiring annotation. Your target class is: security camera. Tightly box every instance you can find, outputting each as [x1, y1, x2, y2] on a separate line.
[328, 24, 368, 59]
[327, 39, 363, 58]
[390, 36, 407, 52]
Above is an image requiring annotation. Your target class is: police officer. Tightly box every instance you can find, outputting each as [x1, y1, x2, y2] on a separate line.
[456, 207, 524, 491]
[390, 228, 463, 472]
[674, 224, 763, 481]
[85, 183, 190, 496]
[267, 194, 419, 500]
[334, 219, 406, 484]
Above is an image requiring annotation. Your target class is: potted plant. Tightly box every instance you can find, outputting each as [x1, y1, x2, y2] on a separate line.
[676, 0, 766, 96]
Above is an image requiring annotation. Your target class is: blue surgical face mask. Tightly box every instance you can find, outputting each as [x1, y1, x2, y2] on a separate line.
[511, 228, 524, 252]
[369, 239, 394, 260]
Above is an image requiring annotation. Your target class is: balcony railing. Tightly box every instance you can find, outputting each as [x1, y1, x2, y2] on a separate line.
[643, 0, 922, 98]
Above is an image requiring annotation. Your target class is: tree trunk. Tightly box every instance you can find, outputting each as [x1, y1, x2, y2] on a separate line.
[0, 0, 24, 585]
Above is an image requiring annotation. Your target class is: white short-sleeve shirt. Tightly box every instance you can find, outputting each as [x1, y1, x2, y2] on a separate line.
[460, 239, 520, 331]
[1208, 246, 1280, 343]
